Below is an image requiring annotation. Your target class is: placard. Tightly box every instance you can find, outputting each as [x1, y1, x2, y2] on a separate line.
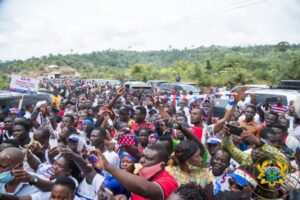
[9, 74, 39, 94]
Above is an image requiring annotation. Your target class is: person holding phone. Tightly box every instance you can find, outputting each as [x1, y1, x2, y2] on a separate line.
[31, 101, 54, 135]
[91, 144, 178, 200]
[238, 104, 261, 138]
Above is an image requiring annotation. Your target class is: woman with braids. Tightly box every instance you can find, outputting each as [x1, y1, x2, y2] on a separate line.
[36, 155, 81, 185]
[166, 140, 212, 187]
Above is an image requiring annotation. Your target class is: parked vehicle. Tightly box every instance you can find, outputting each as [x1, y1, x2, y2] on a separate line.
[215, 84, 270, 99]
[212, 99, 228, 119]
[179, 82, 197, 87]
[0, 90, 52, 109]
[124, 82, 154, 94]
[146, 80, 168, 89]
[83, 79, 121, 86]
[246, 88, 300, 106]
[275, 80, 300, 90]
[161, 83, 201, 95]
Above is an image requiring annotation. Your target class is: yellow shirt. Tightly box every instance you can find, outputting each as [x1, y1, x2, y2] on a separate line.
[52, 95, 62, 110]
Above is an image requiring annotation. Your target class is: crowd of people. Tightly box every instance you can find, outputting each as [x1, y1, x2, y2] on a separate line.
[0, 79, 300, 200]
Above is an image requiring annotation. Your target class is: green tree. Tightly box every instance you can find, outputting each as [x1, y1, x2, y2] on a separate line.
[206, 60, 212, 70]
[0, 75, 10, 89]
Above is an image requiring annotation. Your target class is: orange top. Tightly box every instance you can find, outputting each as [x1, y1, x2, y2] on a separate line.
[238, 119, 261, 138]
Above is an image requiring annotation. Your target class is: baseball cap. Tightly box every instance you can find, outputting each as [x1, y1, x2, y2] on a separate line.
[206, 136, 221, 144]
[68, 134, 79, 142]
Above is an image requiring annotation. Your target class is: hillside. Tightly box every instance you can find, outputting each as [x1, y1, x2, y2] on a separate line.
[0, 42, 299, 88]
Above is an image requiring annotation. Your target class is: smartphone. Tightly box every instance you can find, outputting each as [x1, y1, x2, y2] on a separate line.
[226, 123, 243, 136]
[88, 154, 98, 164]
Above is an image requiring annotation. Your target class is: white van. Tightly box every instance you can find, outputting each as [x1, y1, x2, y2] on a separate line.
[246, 88, 299, 106]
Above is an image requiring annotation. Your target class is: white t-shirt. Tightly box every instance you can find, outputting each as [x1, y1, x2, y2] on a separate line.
[103, 150, 120, 176]
[76, 174, 104, 200]
[209, 169, 230, 195]
[103, 150, 120, 169]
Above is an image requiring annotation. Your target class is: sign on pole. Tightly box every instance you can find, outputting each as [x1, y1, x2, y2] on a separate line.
[9, 74, 39, 94]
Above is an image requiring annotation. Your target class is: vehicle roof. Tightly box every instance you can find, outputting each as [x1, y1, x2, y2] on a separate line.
[146, 80, 167, 83]
[179, 82, 196, 85]
[125, 82, 152, 88]
[247, 88, 300, 95]
[281, 80, 300, 82]
[0, 90, 31, 97]
[124, 81, 146, 85]
[170, 83, 196, 86]
[84, 79, 121, 84]
[233, 84, 269, 88]
[171, 83, 199, 90]
[131, 84, 151, 88]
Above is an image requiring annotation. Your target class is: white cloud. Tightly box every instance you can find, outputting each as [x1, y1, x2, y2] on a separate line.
[0, 0, 299, 60]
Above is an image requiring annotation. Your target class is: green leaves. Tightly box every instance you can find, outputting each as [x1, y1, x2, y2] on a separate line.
[0, 75, 9, 89]
[0, 44, 299, 88]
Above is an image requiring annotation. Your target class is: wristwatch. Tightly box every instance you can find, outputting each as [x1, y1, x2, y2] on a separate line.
[29, 175, 38, 185]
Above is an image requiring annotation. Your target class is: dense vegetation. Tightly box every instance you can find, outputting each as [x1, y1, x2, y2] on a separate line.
[0, 42, 299, 88]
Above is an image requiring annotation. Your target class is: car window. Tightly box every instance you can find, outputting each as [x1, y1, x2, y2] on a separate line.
[0, 94, 51, 109]
[162, 85, 170, 90]
[180, 85, 199, 93]
[255, 94, 288, 106]
[173, 85, 182, 90]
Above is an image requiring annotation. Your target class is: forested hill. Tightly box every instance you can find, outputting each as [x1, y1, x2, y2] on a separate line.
[0, 42, 300, 87]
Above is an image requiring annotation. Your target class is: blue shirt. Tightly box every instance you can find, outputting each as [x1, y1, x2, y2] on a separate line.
[103, 174, 131, 198]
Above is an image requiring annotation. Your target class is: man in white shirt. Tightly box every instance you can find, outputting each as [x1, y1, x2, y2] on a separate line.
[24, 104, 34, 120]
[208, 149, 231, 195]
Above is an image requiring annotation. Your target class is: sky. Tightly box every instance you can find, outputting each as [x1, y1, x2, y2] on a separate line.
[0, 0, 299, 61]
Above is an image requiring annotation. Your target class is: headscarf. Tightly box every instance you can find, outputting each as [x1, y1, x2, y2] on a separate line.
[120, 151, 139, 163]
[82, 119, 94, 127]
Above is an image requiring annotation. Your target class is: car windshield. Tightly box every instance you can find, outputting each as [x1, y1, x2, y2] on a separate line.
[180, 85, 198, 93]
[254, 93, 288, 106]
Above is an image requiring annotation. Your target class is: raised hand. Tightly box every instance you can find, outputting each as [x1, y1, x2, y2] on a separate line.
[116, 87, 126, 97]
[149, 95, 160, 108]
[89, 149, 110, 170]
[234, 86, 248, 103]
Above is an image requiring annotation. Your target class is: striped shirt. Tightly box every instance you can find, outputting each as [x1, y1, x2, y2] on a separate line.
[271, 104, 288, 114]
